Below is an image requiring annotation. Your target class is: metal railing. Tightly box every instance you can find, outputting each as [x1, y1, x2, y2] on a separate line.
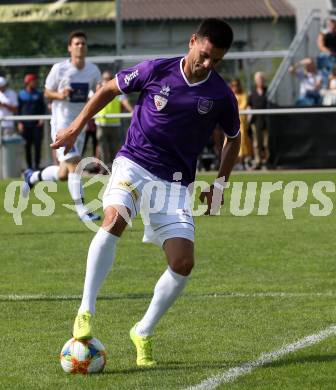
[0, 51, 290, 67]
[2, 107, 336, 179]
[268, 9, 322, 105]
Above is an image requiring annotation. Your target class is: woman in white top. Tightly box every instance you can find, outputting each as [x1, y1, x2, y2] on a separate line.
[289, 58, 322, 106]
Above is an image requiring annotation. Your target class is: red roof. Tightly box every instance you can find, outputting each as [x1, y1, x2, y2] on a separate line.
[121, 0, 295, 21]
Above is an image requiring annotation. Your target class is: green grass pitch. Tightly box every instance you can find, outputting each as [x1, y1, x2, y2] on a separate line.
[1, 171, 336, 389]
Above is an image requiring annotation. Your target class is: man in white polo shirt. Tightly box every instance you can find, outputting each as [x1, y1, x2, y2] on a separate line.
[23, 31, 101, 222]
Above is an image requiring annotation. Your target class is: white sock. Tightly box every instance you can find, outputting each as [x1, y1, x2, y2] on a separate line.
[79, 228, 118, 314]
[136, 267, 189, 336]
[41, 165, 59, 181]
[29, 171, 40, 184]
[29, 165, 59, 184]
[68, 172, 89, 217]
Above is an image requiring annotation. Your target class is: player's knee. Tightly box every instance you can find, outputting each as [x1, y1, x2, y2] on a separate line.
[170, 256, 194, 276]
[102, 206, 130, 237]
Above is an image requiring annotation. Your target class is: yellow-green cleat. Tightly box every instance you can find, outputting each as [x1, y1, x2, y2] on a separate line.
[130, 323, 157, 367]
[73, 311, 93, 340]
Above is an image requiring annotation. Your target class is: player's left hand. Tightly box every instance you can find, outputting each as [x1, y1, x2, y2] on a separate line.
[199, 184, 224, 215]
[50, 127, 78, 154]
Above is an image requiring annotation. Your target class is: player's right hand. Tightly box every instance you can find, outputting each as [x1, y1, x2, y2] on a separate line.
[50, 127, 77, 154]
[59, 87, 72, 100]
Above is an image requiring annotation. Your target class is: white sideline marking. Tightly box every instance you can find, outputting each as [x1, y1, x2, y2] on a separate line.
[185, 325, 336, 390]
[201, 292, 336, 298]
[1, 291, 336, 301]
[0, 294, 82, 301]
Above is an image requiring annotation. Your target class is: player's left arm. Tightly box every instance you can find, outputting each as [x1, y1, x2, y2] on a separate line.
[200, 90, 241, 215]
[200, 132, 241, 215]
[217, 132, 241, 181]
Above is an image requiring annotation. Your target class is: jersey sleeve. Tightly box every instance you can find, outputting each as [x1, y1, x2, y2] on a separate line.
[45, 64, 59, 91]
[116, 60, 154, 94]
[218, 90, 240, 138]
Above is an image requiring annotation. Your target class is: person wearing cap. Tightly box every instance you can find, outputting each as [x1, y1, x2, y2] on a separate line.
[0, 76, 18, 136]
[18, 73, 45, 170]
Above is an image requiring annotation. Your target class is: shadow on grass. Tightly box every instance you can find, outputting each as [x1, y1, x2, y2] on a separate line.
[0, 294, 153, 302]
[5, 228, 143, 236]
[94, 354, 336, 379]
[101, 360, 232, 375]
[264, 354, 336, 368]
[4, 230, 88, 236]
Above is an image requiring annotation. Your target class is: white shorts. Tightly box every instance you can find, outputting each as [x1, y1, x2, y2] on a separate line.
[51, 120, 86, 162]
[103, 157, 195, 247]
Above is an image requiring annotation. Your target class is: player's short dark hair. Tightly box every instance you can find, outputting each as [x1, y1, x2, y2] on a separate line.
[68, 30, 87, 45]
[196, 19, 233, 50]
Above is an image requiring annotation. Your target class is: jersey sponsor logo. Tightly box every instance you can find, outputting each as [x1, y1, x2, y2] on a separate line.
[69, 82, 89, 103]
[154, 95, 168, 111]
[124, 69, 139, 86]
[160, 85, 170, 96]
[197, 98, 213, 114]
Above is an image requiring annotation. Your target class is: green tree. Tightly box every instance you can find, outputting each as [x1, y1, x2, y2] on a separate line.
[0, 22, 65, 57]
[0, 22, 66, 88]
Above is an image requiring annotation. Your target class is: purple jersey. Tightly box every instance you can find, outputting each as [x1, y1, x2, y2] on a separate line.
[116, 57, 240, 186]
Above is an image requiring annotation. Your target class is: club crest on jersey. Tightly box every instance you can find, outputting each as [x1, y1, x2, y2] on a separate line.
[197, 98, 213, 114]
[154, 95, 168, 111]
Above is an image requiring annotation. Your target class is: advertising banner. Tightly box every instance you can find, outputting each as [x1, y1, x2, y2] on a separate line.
[0, 0, 115, 22]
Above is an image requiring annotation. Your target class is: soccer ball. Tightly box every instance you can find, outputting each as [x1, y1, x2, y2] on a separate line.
[60, 337, 106, 374]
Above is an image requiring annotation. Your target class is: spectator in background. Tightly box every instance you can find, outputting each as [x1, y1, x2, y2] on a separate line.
[0, 76, 18, 136]
[289, 58, 322, 106]
[321, 64, 336, 105]
[95, 70, 133, 173]
[230, 78, 252, 170]
[18, 73, 45, 170]
[328, 64, 336, 90]
[248, 72, 268, 170]
[81, 118, 102, 174]
[317, 16, 336, 81]
[82, 118, 98, 157]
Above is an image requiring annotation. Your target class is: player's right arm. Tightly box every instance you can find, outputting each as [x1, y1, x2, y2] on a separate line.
[51, 78, 121, 153]
[44, 88, 71, 101]
[44, 63, 72, 101]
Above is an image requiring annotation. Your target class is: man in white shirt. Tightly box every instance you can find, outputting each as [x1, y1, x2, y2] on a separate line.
[0, 76, 18, 136]
[23, 31, 101, 222]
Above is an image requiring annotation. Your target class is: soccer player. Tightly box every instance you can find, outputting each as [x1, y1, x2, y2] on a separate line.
[52, 19, 241, 366]
[23, 30, 101, 222]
